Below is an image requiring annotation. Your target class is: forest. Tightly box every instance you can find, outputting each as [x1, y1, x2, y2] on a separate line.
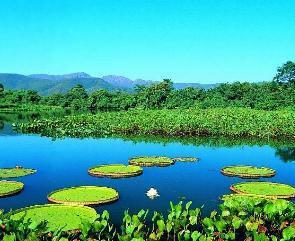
[1, 61, 295, 112]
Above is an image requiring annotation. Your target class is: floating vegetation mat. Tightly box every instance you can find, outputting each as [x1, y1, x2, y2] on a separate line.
[172, 157, 199, 162]
[230, 182, 295, 198]
[0, 180, 24, 197]
[0, 167, 36, 178]
[10, 204, 97, 231]
[88, 164, 143, 178]
[48, 186, 119, 205]
[129, 156, 175, 167]
[221, 165, 275, 178]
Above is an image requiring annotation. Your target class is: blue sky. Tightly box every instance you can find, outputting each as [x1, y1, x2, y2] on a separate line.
[0, 0, 294, 83]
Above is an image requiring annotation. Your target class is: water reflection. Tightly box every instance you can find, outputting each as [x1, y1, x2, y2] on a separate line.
[275, 148, 295, 162]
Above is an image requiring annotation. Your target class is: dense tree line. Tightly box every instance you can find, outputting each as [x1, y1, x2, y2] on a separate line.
[1, 61, 294, 111]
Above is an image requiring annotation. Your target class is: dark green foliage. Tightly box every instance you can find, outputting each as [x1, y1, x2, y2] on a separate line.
[1, 79, 295, 112]
[273, 61, 295, 84]
[1, 199, 295, 240]
[18, 108, 295, 140]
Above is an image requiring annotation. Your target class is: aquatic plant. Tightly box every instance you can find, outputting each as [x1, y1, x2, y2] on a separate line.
[88, 164, 143, 178]
[1, 199, 295, 240]
[172, 157, 199, 162]
[0, 167, 37, 178]
[47, 186, 119, 205]
[129, 156, 175, 167]
[0, 180, 24, 197]
[221, 165, 276, 178]
[9, 204, 97, 231]
[230, 181, 295, 198]
[17, 108, 295, 140]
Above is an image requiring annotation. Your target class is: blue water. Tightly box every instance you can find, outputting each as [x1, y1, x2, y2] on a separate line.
[0, 119, 294, 223]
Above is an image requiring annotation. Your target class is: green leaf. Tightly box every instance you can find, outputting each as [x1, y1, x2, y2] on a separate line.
[191, 231, 201, 241]
[282, 226, 295, 240]
[157, 219, 165, 232]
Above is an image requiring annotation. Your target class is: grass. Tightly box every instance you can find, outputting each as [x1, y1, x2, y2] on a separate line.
[48, 186, 119, 205]
[17, 108, 295, 140]
[88, 164, 143, 178]
[230, 182, 295, 198]
[129, 156, 175, 167]
[0, 181, 24, 197]
[221, 165, 275, 178]
[0, 168, 36, 178]
[10, 204, 97, 231]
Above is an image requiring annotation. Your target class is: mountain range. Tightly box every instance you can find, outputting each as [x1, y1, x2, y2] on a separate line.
[0, 72, 217, 95]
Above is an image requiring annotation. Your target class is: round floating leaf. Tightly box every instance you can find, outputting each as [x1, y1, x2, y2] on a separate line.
[221, 165, 276, 178]
[0, 180, 24, 197]
[0, 168, 36, 179]
[230, 182, 295, 198]
[172, 157, 199, 162]
[88, 164, 143, 178]
[129, 156, 174, 167]
[48, 186, 119, 205]
[221, 165, 275, 178]
[9, 204, 97, 231]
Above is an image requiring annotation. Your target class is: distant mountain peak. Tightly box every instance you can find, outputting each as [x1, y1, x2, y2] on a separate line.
[29, 72, 92, 81]
[101, 75, 134, 88]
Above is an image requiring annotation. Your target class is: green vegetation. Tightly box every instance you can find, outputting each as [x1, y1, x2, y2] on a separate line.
[221, 165, 275, 178]
[18, 108, 295, 140]
[0, 180, 24, 197]
[1, 199, 295, 240]
[230, 182, 295, 198]
[88, 164, 143, 178]
[9, 204, 97, 231]
[173, 157, 198, 162]
[1, 61, 295, 112]
[0, 168, 36, 178]
[129, 156, 175, 167]
[47, 186, 119, 205]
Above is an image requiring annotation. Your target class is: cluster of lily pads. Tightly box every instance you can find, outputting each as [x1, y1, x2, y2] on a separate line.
[0, 155, 199, 232]
[220, 164, 295, 199]
[1, 158, 295, 240]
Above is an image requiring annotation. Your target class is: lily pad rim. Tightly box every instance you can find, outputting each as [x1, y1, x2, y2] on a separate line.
[47, 185, 119, 205]
[129, 156, 175, 167]
[220, 193, 282, 201]
[88, 164, 143, 178]
[0, 167, 37, 178]
[230, 181, 295, 199]
[221, 165, 276, 178]
[0, 180, 24, 197]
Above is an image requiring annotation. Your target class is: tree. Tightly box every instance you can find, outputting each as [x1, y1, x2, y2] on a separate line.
[273, 61, 295, 84]
[63, 84, 88, 109]
[135, 79, 174, 109]
[0, 83, 4, 98]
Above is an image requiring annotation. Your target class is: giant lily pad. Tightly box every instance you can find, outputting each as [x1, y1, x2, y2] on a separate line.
[10, 204, 97, 231]
[0, 180, 24, 197]
[88, 164, 143, 178]
[48, 186, 119, 205]
[221, 165, 275, 178]
[0, 167, 36, 179]
[230, 182, 295, 198]
[129, 156, 174, 167]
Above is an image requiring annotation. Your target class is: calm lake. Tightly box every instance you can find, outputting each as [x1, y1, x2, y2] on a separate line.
[0, 113, 294, 224]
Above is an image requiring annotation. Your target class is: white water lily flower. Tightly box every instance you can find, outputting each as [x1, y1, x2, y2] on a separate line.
[146, 188, 159, 199]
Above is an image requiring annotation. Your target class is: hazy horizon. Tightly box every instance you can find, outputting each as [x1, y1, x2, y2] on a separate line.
[1, 0, 294, 84]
